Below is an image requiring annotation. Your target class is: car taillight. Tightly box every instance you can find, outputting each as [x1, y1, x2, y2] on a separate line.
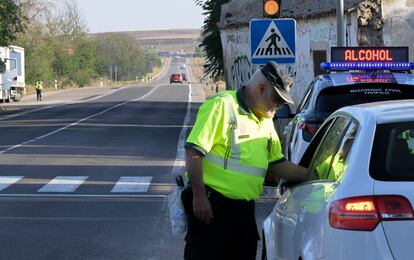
[298, 120, 321, 135]
[329, 195, 414, 231]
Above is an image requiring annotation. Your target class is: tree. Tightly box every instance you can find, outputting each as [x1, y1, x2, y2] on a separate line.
[45, 0, 87, 39]
[0, 0, 26, 46]
[94, 33, 147, 81]
[195, 0, 230, 79]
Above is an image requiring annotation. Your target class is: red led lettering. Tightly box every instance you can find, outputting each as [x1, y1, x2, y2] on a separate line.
[358, 50, 365, 60]
[372, 50, 379, 60]
[365, 50, 375, 61]
[342, 48, 395, 62]
[380, 50, 386, 60]
[344, 50, 353, 61]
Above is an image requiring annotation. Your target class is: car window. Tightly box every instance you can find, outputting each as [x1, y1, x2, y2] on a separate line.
[297, 81, 315, 112]
[370, 121, 414, 181]
[308, 117, 350, 180]
[316, 84, 414, 113]
[325, 121, 358, 181]
[299, 118, 335, 167]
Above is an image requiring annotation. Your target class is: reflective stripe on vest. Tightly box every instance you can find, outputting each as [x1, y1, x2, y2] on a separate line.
[203, 93, 266, 178]
[204, 153, 266, 178]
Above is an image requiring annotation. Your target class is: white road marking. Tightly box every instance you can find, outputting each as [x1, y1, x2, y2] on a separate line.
[38, 176, 88, 192]
[111, 176, 152, 193]
[171, 59, 193, 177]
[0, 176, 23, 191]
[0, 85, 163, 154]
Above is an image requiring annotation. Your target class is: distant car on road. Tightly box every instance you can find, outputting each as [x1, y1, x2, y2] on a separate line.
[279, 46, 414, 164]
[180, 63, 186, 69]
[262, 99, 414, 260]
[170, 74, 183, 84]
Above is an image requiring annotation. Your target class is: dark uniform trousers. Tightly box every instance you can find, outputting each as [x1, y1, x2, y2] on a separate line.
[181, 186, 259, 260]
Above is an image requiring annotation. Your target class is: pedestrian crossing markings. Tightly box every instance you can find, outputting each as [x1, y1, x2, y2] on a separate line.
[0, 176, 154, 193]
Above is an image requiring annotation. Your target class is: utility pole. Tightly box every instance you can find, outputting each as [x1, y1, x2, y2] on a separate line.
[336, 0, 345, 47]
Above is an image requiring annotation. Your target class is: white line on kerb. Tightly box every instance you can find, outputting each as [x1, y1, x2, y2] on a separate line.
[171, 58, 193, 176]
[0, 85, 163, 154]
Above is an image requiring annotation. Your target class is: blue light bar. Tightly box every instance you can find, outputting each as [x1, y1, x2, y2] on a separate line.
[320, 62, 414, 71]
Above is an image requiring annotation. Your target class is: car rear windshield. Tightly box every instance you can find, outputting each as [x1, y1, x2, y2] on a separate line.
[316, 84, 414, 113]
[370, 121, 414, 181]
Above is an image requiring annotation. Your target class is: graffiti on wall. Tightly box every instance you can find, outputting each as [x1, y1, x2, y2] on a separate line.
[231, 55, 256, 88]
[297, 22, 336, 44]
[226, 33, 246, 44]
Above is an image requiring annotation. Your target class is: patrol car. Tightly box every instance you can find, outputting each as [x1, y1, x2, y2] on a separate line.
[262, 99, 414, 260]
[279, 47, 414, 164]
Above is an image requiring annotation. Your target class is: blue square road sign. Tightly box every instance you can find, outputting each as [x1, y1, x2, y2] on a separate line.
[250, 19, 296, 64]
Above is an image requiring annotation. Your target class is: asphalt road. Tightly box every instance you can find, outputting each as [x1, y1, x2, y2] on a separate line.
[0, 58, 276, 260]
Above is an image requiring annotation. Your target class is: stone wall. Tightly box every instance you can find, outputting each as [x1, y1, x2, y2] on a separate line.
[220, 27, 259, 90]
[382, 0, 414, 61]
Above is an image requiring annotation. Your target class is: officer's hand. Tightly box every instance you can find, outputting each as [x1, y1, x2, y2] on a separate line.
[192, 193, 213, 225]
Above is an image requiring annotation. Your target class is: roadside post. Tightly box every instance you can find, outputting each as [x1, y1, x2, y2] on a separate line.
[55, 79, 57, 90]
[100, 77, 103, 87]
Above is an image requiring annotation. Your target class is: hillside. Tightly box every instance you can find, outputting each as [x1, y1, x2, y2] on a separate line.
[91, 29, 201, 53]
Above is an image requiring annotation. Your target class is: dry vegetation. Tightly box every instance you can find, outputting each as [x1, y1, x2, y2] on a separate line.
[189, 57, 226, 98]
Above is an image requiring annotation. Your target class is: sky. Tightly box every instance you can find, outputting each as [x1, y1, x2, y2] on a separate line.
[75, 0, 205, 33]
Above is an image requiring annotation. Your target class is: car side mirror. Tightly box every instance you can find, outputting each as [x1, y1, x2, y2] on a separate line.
[276, 103, 294, 118]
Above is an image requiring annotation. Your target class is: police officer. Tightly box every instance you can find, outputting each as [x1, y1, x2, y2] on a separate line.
[402, 129, 414, 154]
[182, 61, 308, 260]
[35, 80, 43, 101]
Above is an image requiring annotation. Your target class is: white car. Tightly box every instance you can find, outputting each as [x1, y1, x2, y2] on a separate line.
[263, 100, 414, 260]
[279, 70, 414, 164]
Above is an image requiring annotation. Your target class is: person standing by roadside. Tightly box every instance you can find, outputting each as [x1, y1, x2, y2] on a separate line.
[182, 61, 308, 260]
[35, 80, 43, 101]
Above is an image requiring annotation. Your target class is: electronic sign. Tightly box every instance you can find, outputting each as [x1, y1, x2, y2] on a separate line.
[331, 47, 409, 63]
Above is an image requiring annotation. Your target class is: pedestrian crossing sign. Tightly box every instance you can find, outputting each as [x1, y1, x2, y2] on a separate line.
[250, 19, 296, 64]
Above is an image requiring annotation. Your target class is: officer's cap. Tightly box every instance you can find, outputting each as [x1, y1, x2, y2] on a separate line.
[260, 61, 294, 104]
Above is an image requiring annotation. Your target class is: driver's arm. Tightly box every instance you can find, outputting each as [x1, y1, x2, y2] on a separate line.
[266, 159, 312, 183]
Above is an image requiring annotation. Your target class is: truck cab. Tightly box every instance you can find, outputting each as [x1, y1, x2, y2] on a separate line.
[0, 45, 25, 102]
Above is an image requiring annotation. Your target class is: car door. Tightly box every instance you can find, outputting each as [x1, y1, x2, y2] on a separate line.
[286, 81, 315, 160]
[273, 116, 335, 259]
[282, 116, 354, 260]
[370, 122, 414, 260]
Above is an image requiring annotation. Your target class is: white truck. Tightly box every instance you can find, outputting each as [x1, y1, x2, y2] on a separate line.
[0, 45, 25, 102]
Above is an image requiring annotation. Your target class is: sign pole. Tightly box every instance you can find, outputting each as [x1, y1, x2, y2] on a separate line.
[336, 0, 345, 47]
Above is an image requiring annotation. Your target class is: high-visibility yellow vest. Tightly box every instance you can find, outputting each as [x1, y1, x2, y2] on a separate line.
[402, 130, 414, 154]
[186, 90, 284, 200]
[35, 81, 43, 90]
[315, 154, 346, 181]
